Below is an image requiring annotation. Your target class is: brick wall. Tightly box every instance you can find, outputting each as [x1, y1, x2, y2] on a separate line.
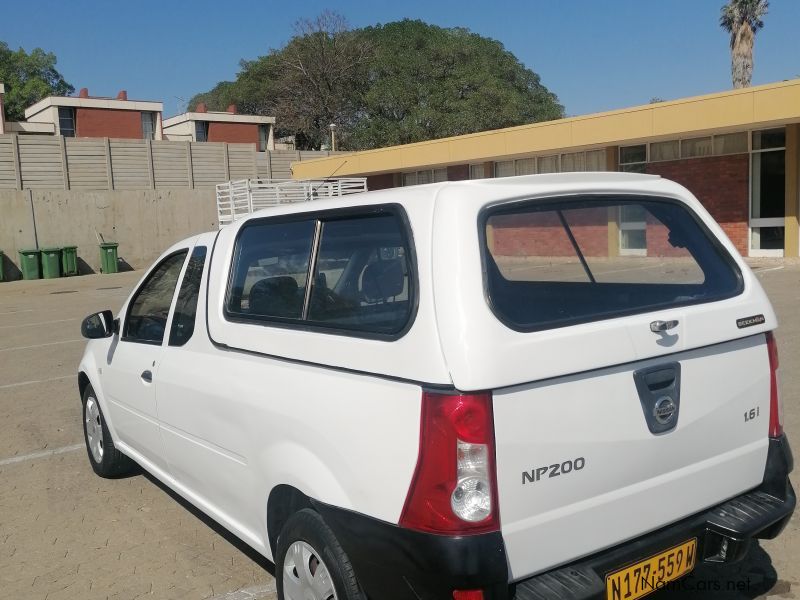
[645, 154, 750, 255]
[76, 108, 143, 139]
[366, 173, 395, 190]
[447, 164, 469, 181]
[491, 207, 609, 257]
[208, 122, 259, 145]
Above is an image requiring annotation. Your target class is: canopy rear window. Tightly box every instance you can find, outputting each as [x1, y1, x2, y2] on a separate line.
[482, 196, 743, 332]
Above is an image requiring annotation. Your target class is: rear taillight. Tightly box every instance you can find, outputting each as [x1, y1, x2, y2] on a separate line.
[453, 591, 484, 600]
[399, 390, 499, 534]
[767, 332, 783, 438]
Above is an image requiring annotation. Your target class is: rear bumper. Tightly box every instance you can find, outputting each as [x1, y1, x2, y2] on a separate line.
[314, 435, 794, 600]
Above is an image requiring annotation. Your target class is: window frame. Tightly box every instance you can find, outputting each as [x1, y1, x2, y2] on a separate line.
[58, 107, 76, 137]
[168, 246, 208, 347]
[223, 203, 419, 341]
[122, 249, 189, 345]
[195, 121, 209, 142]
[478, 194, 744, 333]
[141, 111, 156, 140]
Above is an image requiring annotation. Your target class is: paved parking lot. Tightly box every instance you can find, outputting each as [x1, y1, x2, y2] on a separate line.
[0, 263, 798, 599]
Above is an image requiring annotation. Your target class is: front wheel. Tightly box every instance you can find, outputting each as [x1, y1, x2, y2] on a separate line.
[276, 509, 365, 600]
[82, 383, 136, 478]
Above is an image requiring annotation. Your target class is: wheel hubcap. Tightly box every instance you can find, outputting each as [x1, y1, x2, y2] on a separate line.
[85, 397, 104, 463]
[282, 540, 337, 600]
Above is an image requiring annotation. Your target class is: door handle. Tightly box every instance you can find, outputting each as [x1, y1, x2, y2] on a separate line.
[141, 370, 153, 383]
[650, 320, 679, 333]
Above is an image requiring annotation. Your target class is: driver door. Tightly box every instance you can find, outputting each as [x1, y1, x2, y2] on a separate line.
[103, 250, 188, 472]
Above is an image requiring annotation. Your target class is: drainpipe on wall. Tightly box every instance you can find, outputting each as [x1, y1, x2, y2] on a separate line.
[0, 83, 6, 134]
[785, 124, 800, 258]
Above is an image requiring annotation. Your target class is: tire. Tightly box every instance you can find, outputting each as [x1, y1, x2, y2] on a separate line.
[276, 509, 365, 600]
[82, 384, 136, 478]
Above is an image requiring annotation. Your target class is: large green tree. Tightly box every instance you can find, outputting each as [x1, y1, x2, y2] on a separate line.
[720, 0, 769, 88]
[0, 42, 74, 121]
[351, 20, 562, 149]
[190, 16, 563, 150]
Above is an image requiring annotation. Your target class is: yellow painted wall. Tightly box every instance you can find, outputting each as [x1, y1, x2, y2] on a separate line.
[292, 79, 800, 179]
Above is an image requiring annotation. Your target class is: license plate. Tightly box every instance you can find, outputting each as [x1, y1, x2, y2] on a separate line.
[606, 538, 697, 600]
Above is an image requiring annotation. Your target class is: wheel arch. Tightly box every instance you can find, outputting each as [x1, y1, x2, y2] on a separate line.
[266, 484, 314, 557]
[78, 371, 91, 402]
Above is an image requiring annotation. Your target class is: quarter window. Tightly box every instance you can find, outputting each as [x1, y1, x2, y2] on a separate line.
[307, 215, 411, 333]
[169, 246, 207, 346]
[124, 251, 188, 344]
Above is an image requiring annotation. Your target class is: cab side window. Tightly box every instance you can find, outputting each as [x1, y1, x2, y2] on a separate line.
[124, 251, 188, 344]
[169, 246, 207, 346]
[225, 209, 414, 337]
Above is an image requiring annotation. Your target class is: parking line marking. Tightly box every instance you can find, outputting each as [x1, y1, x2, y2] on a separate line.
[0, 318, 79, 330]
[0, 339, 84, 352]
[0, 375, 73, 390]
[755, 265, 784, 274]
[0, 443, 83, 467]
[210, 582, 277, 600]
[0, 309, 34, 315]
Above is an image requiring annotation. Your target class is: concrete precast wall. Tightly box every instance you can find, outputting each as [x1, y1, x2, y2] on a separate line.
[0, 188, 218, 280]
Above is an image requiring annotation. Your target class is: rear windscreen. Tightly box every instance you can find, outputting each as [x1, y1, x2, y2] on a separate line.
[482, 196, 743, 331]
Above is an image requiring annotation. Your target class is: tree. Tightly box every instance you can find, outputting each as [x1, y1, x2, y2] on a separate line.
[0, 42, 74, 121]
[190, 16, 563, 150]
[720, 0, 769, 88]
[190, 11, 372, 150]
[350, 20, 562, 149]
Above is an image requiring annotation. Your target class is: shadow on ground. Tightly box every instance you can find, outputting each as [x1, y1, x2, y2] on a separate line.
[139, 470, 276, 577]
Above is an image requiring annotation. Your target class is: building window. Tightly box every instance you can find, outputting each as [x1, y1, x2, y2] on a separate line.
[750, 128, 786, 255]
[58, 107, 75, 137]
[195, 121, 209, 142]
[584, 150, 606, 171]
[560, 152, 585, 172]
[681, 137, 713, 159]
[141, 112, 156, 140]
[516, 157, 537, 175]
[714, 132, 748, 155]
[470, 164, 486, 179]
[538, 155, 559, 174]
[495, 160, 515, 178]
[402, 168, 447, 186]
[650, 140, 680, 162]
[619, 204, 648, 255]
[619, 145, 646, 172]
[258, 125, 270, 151]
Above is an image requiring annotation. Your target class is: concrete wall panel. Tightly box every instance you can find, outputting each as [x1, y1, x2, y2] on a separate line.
[0, 189, 218, 280]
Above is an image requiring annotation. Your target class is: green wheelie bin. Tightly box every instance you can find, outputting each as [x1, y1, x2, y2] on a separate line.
[18, 249, 41, 280]
[100, 242, 119, 274]
[61, 245, 78, 276]
[40, 247, 62, 279]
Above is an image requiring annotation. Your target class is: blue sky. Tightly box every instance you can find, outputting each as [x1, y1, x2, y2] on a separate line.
[3, 0, 799, 118]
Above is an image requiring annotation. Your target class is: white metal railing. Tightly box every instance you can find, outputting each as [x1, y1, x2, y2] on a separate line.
[216, 178, 369, 227]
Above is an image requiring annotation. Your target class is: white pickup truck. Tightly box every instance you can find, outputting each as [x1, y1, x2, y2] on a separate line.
[79, 173, 794, 600]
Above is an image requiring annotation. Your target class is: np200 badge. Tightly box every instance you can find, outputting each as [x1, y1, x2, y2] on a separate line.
[522, 457, 586, 485]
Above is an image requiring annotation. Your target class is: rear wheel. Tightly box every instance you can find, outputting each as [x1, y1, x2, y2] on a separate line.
[276, 509, 364, 600]
[82, 384, 135, 478]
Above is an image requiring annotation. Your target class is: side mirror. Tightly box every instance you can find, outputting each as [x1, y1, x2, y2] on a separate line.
[81, 310, 115, 339]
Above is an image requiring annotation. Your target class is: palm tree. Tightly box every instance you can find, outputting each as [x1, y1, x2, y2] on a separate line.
[720, 0, 769, 88]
